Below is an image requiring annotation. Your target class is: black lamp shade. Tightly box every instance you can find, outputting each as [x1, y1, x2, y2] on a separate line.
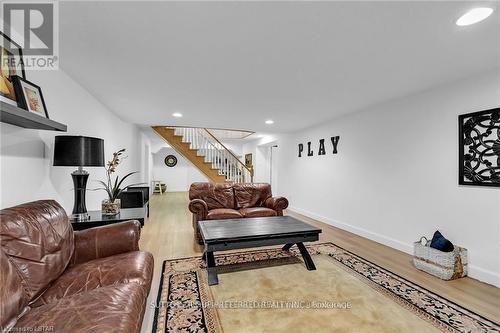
[53, 136, 104, 167]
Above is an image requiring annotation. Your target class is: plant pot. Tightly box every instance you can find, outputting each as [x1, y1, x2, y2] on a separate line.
[101, 199, 121, 215]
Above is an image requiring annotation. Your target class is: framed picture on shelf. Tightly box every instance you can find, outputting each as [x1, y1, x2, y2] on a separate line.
[0, 32, 26, 106]
[12, 76, 49, 119]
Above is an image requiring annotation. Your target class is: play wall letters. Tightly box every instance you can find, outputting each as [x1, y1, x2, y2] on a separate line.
[298, 136, 340, 157]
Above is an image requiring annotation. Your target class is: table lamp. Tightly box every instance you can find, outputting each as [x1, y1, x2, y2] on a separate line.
[53, 136, 104, 220]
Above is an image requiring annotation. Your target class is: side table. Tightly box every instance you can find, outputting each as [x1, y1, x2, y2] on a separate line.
[70, 207, 146, 231]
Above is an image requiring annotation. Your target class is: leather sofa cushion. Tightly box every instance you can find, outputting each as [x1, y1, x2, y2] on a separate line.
[33, 251, 153, 306]
[0, 200, 74, 303]
[0, 250, 29, 330]
[206, 208, 242, 220]
[189, 182, 235, 210]
[14, 283, 146, 333]
[233, 183, 272, 209]
[239, 207, 277, 218]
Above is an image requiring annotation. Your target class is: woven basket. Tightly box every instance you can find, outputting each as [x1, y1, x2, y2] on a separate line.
[413, 240, 468, 280]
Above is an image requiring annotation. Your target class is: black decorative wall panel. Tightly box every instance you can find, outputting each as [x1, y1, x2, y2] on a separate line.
[458, 108, 500, 187]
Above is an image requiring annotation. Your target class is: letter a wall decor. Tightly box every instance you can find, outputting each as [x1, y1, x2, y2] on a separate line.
[458, 108, 500, 187]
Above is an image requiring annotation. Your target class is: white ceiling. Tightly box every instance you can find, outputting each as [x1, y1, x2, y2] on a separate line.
[59, 1, 500, 133]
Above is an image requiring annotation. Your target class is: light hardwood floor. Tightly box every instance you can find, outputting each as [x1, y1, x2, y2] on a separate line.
[140, 192, 500, 332]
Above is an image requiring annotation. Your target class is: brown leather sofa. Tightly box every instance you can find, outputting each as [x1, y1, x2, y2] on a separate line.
[189, 182, 289, 243]
[0, 200, 153, 333]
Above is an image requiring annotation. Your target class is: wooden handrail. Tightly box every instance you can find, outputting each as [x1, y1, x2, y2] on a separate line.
[163, 125, 254, 138]
[202, 128, 254, 179]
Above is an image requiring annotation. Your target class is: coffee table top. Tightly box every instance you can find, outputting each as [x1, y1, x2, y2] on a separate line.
[198, 216, 321, 242]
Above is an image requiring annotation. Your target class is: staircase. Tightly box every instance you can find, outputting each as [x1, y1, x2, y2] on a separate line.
[152, 126, 254, 183]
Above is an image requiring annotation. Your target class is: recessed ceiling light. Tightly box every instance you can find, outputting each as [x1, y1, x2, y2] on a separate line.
[456, 7, 493, 26]
[172, 112, 183, 118]
[265, 120, 274, 125]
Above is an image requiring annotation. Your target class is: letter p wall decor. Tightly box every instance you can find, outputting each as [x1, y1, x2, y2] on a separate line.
[459, 108, 500, 187]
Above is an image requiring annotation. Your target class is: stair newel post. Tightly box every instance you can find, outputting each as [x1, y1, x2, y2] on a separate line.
[216, 149, 219, 170]
[197, 129, 201, 150]
[220, 149, 224, 175]
[211, 143, 214, 166]
[217, 144, 220, 171]
[207, 140, 210, 164]
[223, 150, 226, 179]
[207, 139, 210, 162]
[220, 149, 223, 172]
[201, 134, 204, 160]
[209, 141, 212, 164]
[222, 150, 226, 179]
[226, 153, 229, 180]
[226, 152, 229, 180]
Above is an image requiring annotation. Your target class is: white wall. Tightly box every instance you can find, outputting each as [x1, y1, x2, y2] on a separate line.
[220, 140, 244, 158]
[152, 147, 207, 192]
[0, 69, 148, 212]
[277, 72, 500, 286]
[242, 136, 279, 190]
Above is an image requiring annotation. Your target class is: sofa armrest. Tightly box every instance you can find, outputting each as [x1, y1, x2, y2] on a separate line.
[71, 220, 141, 265]
[264, 196, 289, 213]
[188, 199, 208, 221]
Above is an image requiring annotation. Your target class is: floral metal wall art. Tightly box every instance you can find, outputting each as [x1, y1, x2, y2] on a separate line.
[459, 108, 500, 187]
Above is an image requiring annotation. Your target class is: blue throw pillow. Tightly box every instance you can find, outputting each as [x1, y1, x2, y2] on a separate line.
[430, 231, 454, 252]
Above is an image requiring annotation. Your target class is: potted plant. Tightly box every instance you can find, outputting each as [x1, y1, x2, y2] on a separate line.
[97, 148, 141, 215]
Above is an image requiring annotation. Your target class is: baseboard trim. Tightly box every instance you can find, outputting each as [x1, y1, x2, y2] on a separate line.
[468, 265, 500, 288]
[287, 206, 500, 288]
[288, 206, 413, 254]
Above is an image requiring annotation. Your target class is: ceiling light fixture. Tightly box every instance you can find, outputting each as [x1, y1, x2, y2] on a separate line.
[172, 112, 183, 118]
[456, 7, 493, 26]
[265, 120, 274, 125]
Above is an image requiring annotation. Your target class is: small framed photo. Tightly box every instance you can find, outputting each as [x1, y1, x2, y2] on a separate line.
[0, 32, 26, 106]
[245, 153, 253, 167]
[12, 76, 49, 119]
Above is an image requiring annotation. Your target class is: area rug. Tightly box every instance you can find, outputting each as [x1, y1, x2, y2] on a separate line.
[152, 242, 499, 332]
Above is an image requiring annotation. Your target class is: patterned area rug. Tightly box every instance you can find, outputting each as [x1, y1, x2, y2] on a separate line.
[152, 242, 499, 332]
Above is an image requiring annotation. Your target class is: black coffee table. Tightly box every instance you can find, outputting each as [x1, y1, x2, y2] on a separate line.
[198, 216, 322, 285]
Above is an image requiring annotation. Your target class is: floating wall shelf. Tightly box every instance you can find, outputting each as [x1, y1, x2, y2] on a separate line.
[0, 101, 67, 132]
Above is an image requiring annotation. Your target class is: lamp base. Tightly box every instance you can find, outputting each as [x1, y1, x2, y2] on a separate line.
[70, 212, 90, 221]
[71, 167, 89, 217]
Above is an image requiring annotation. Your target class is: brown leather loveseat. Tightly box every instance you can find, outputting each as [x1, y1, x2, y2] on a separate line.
[0, 200, 153, 333]
[189, 182, 289, 243]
